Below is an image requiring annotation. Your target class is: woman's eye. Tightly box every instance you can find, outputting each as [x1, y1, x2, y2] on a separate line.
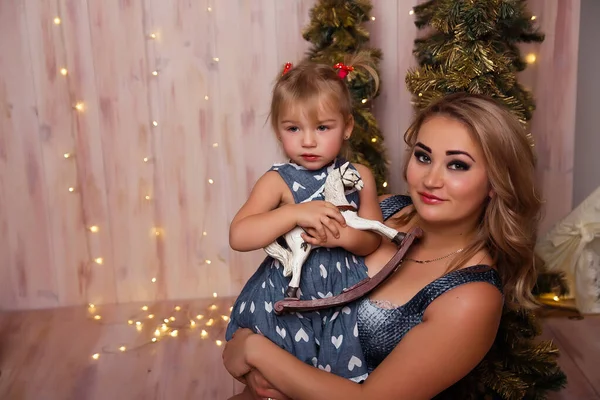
[414, 150, 430, 163]
[448, 160, 470, 171]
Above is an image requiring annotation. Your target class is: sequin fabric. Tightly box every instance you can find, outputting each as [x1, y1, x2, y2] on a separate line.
[356, 195, 503, 372]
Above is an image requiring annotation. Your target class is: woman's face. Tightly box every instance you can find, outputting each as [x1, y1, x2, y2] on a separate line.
[406, 115, 492, 229]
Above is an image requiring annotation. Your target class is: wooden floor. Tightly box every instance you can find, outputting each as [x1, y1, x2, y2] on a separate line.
[0, 298, 598, 400]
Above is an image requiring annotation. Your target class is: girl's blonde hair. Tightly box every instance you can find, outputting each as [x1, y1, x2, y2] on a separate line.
[397, 92, 543, 310]
[269, 52, 379, 135]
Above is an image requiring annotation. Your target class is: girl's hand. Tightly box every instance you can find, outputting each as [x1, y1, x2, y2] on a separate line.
[222, 328, 255, 379]
[301, 221, 344, 247]
[293, 201, 346, 242]
[246, 369, 291, 400]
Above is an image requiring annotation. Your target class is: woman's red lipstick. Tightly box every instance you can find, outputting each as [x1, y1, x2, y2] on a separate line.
[418, 192, 444, 204]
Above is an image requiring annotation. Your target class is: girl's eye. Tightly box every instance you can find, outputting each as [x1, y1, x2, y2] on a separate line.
[414, 150, 430, 164]
[448, 160, 471, 171]
[317, 125, 329, 131]
[287, 126, 299, 133]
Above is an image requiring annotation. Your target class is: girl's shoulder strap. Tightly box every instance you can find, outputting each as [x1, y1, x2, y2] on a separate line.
[379, 195, 413, 221]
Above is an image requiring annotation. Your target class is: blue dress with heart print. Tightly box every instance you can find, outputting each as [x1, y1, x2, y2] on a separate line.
[225, 158, 370, 382]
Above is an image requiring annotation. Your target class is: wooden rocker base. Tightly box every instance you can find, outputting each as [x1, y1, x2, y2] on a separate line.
[274, 226, 423, 315]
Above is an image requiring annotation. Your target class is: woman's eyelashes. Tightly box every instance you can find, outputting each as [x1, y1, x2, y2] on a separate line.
[413, 150, 471, 171]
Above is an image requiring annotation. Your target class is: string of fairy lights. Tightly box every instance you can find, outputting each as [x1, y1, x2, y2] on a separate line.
[52, 3, 230, 361]
[50, 4, 546, 362]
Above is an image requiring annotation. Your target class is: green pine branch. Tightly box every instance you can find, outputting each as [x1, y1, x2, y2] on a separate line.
[303, 0, 389, 194]
[406, 1, 567, 398]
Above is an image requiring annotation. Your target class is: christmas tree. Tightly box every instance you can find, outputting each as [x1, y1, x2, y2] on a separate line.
[406, 1, 567, 398]
[302, 0, 389, 194]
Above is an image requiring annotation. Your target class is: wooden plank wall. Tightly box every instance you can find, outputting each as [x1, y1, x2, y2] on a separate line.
[0, 0, 580, 310]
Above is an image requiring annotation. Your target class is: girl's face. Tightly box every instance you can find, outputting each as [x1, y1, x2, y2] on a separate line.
[276, 96, 353, 170]
[406, 115, 492, 230]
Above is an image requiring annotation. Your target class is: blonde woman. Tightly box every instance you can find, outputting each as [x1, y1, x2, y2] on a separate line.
[224, 93, 543, 400]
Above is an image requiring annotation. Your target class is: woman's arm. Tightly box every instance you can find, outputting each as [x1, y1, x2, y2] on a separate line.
[226, 283, 502, 400]
[229, 171, 346, 251]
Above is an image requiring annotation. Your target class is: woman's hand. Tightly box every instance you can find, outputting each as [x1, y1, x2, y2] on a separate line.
[293, 201, 346, 243]
[222, 328, 255, 379]
[245, 369, 291, 400]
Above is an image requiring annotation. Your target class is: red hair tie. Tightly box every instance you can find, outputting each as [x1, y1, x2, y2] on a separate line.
[334, 62, 354, 79]
[282, 62, 293, 76]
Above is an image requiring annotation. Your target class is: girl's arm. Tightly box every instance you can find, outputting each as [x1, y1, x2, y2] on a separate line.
[226, 282, 503, 400]
[229, 171, 346, 252]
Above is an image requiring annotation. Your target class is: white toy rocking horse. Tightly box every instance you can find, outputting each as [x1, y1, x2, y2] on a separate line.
[264, 162, 405, 299]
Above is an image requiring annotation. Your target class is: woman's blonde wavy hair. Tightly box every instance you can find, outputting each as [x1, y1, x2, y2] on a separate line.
[397, 92, 543, 310]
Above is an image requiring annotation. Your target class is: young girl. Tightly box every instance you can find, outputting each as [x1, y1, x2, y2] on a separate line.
[225, 56, 384, 383]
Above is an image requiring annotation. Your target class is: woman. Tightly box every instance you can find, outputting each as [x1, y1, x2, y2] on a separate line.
[224, 93, 542, 400]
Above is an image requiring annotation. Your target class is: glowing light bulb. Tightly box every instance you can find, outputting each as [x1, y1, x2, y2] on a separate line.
[216, 340, 223, 346]
[525, 53, 536, 64]
[553, 296, 559, 301]
[164, 318, 169, 323]
[154, 329, 161, 336]
[206, 318, 214, 326]
[74, 102, 85, 111]
[209, 304, 217, 310]
[207, 6, 212, 11]
[196, 314, 204, 320]
[213, 292, 218, 298]
[213, 57, 219, 62]
[170, 330, 178, 337]
[152, 121, 158, 127]
[205, 95, 209, 100]
[68, 187, 75, 192]
[143, 157, 149, 162]
[88, 303, 95, 308]
[94, 315, 101, 320]
[145, 195, 151, 200]
[94, 257, 103, 264]
[135, 321, 141, 326]
[371, 137, 377, 143]
[64, 153, 72, 159]
[409, 9, 414, 15]
[371, 16, 376, 21]
[91, 353, 100, 360]
[60, 68, 68, 76]
[169, 316, 175, 322]
[202, 231, 207, 236]
[208, 179, 214, 184]
[361, 99, 367, 104]
[128, 320, 133, 325]
[119, 346, 126, 352]
[205, 259, 212, 265]
[54, 17, 61, 25]
[142, 305, 148, 311]
[190, 320, 196, 327]
[149, 33, 157, 39]
[531, 15, 537, 20]
[221, 315, 229, 321]
[151, 277, 157, 283]
[383, 181, 388, 188]
[89, 225, 99, 233]
[212, 142, 218, 147]
[148, 314, 154, 319]
[175, 306, 181, 311]
[152, 70, 158, 76]
[151, 337, 157, 342]
[201, 330, 208, 338]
